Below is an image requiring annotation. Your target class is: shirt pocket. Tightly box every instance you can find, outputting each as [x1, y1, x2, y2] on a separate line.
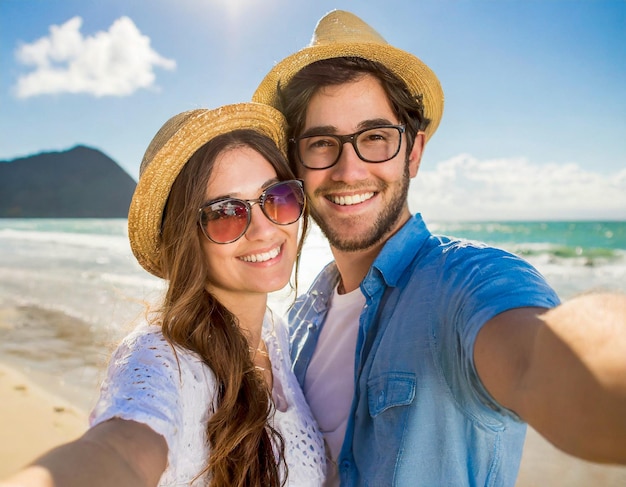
[367, 372, 416, 417]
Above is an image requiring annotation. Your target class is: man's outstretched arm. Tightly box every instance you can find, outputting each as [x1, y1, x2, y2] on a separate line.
[474, 291, 626, 464]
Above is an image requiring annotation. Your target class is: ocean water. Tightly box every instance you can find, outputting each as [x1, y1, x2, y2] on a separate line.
[0, 218, 625, 408]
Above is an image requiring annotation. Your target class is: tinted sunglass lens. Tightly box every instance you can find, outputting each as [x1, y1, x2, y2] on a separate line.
[203, 200, 249, 243]
[263, 182, 304, 224]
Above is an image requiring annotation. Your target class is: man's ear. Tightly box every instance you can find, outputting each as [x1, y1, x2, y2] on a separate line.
[408, 132, 426, 178]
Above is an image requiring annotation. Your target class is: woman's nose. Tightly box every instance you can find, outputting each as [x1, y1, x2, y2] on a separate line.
[244, 203, 276, 241]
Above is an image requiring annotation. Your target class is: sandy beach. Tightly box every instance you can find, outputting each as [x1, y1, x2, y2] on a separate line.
[0, 363, 87, 479]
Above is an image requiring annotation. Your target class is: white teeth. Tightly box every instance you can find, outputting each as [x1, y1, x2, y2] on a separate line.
[240, 246, 281, 263]
[329, 192, 375, 206]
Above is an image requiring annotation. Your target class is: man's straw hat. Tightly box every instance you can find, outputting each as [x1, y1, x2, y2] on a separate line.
[253, 10, 444, 142]
[128, 102, 288, 278]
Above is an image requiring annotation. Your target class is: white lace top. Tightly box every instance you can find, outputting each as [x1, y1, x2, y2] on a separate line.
[90, 312, 326, 486]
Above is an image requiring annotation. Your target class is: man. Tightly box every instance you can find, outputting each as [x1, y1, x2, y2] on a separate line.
[253, 10, 626, 486]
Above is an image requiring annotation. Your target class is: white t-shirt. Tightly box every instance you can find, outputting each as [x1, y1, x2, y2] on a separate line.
[303, 285, 365, 486]
[90, 312, 326, 486]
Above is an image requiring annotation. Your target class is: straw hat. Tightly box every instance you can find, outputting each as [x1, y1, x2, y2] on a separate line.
[128, 102, 288, 278]
[253, 10, 444, 142]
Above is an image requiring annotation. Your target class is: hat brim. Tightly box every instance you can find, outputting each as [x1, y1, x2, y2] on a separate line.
[253, 43, 444, 142]
[128, 103, 287, 278]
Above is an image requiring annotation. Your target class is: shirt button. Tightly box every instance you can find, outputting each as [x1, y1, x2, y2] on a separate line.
[378, 391, 385, 403]
[340, 460, 351, 471]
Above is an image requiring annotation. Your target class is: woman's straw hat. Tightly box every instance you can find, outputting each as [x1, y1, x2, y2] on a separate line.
[128, 102, 288, 278]
[253, 10, 444, 142]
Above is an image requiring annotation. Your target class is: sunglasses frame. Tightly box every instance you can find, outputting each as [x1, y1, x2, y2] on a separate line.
[198, 179, 305, 244]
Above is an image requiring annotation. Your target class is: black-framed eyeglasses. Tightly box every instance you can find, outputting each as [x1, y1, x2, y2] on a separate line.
[198, 179, 305, 244]
[291, 124, 405, 170]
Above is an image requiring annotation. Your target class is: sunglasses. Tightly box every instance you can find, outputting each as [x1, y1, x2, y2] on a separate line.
[198, 179, 305, 244]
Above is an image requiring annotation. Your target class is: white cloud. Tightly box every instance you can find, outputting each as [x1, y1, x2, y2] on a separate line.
[411, 154, 626, 221]
[14, 16, 176, 98]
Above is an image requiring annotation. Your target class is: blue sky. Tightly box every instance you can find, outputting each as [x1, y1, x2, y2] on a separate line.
[1, 0, 624, 221]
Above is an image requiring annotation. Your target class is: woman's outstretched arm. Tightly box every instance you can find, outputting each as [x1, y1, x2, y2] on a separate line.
[0, 419, 167, 487]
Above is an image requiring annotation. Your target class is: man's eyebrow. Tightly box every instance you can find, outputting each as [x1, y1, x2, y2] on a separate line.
[299, 125, 337, 138]
[359, 118, 396, 129]
[299, 118, 397, 137]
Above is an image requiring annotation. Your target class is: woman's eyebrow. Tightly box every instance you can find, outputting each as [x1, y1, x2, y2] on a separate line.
[204, 177, 280, 202]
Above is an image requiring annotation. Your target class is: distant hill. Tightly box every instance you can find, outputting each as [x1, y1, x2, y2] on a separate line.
[0, 146, 136, 218]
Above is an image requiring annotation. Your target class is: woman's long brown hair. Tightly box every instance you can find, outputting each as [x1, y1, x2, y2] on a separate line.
[156, 129, 308, 486]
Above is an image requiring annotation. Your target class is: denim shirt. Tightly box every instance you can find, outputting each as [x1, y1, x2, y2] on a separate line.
[288, 214, 560, 486]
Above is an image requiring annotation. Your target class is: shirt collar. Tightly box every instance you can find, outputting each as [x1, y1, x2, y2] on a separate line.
[370, 213, 431, 288]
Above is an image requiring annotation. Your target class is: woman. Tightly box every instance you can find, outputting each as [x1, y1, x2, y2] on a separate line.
[2, 103, 326, 486]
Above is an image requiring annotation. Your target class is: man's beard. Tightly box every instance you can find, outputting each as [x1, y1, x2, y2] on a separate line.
[310, 164, 410, 252]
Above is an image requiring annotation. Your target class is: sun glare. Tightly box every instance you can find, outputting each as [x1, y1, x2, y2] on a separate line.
[209, 0, 259, 20]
